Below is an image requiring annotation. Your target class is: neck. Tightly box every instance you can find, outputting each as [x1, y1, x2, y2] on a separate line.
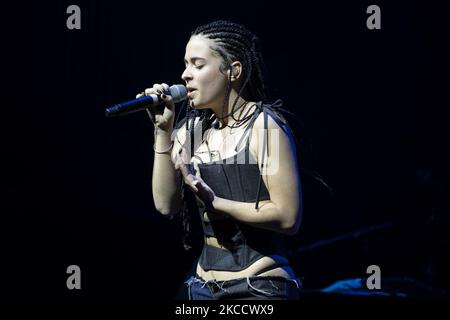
[212, 89, 254, 128]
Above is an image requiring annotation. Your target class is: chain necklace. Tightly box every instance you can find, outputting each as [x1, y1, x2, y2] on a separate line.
[204, 103, 257, 161]
[176, 102, 257, 163]
[215, 101, 256, 133]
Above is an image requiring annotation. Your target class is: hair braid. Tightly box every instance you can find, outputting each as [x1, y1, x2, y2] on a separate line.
[179, 20, 270, 250]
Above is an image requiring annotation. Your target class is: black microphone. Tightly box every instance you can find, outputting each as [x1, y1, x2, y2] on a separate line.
[105, 84, 187, 117]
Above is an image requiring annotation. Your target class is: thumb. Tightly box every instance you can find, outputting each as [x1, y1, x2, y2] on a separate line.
[193, 161, 201, 178]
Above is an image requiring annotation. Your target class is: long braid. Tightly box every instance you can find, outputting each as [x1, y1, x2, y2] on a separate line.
[179, 20, 270, 250]
[177, 21, 330, 251]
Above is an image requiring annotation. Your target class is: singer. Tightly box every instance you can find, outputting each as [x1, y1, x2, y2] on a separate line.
[139, 20, 302, 300]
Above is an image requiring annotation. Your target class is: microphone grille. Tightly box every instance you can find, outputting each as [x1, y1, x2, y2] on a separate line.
[169, 84, 188, 103]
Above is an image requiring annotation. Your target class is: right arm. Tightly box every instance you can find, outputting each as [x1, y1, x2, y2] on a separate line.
[137, 83, 185, 216]
[152, 127, 183, 216]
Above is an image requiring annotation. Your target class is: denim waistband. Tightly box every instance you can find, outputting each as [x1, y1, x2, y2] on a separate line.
[185, 275, 302, 300]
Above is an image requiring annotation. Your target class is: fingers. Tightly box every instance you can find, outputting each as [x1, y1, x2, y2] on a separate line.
[136, 83, 174, 109]
[185, 173, 199, 193]
[160, 92, 174, 105]
[175, 153, 198, 192]
[174, 153, 215, 203]
[161, 83, 170, 94]
[152, 83, 169, 95]
[145, 87, 155, 96]
[160, 83, 174, 107]
[193, 178, 215, 205]
[178, 147, 191, 165]
[193, 161, 201, 178]
[137, 83, 167, 98]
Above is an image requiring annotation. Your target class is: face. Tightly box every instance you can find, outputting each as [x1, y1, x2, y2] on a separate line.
[181, 35, 229, 110]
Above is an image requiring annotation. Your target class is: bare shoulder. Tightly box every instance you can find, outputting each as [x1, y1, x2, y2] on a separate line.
[249, 110, 291, 157]
[252, 110, 285, 131]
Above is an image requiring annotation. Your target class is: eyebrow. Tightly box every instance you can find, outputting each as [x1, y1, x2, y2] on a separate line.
[184, 57, 206, 64]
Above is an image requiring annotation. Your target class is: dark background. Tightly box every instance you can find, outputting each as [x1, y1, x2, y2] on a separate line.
[4, 0, 449, 304]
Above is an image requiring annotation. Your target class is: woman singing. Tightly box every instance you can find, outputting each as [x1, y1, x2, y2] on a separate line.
[138, 20, 302, 300]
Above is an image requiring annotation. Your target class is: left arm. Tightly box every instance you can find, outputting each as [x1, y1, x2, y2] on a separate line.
[211, 113, 302, 235]
[176, 113, 303, 235]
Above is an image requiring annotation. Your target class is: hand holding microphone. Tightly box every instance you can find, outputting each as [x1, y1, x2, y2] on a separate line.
[105, 83, 187, 131]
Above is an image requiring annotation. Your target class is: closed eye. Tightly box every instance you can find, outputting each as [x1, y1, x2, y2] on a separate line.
[184, 57, 206, 68]
[184, 64, 204, 70]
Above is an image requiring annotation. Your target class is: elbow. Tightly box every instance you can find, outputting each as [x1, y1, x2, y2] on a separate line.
[280, 209, 302, 236]
[281, 221, 299, 236]
[153, 195, 182, 217]
[155, 201, 182, 217]
[155, 200, 181, 217]
[155, 207, 175, 217]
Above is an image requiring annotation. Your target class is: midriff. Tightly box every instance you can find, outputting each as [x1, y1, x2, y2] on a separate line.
[196, 235, 295, 281]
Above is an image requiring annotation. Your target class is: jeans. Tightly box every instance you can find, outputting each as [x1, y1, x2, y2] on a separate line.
[185, 275, 301, 300]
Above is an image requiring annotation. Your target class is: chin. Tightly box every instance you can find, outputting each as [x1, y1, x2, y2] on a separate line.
[191, 100, 208, 110]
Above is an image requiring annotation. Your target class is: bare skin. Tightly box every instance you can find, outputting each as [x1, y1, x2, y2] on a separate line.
[171, 112, 300, 281]
[140, 34, 302, 282]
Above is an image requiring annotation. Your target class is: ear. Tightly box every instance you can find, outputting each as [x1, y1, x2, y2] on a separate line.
[228, 61, 243, 82]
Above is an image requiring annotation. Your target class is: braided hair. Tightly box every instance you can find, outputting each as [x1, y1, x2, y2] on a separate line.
[177, 20, 270, 250]
[175, 21, 331, 250]
[193, 20, 268, 128]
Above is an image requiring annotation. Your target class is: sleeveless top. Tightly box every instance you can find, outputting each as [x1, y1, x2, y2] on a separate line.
[177, 100, 296, 271]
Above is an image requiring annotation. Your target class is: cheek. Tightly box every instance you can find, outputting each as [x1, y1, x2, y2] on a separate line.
[199, 66, 225, 84]
[201, 71, 227, 94]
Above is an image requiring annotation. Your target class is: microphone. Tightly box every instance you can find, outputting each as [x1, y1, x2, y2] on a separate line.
[105, 84, 187, 117]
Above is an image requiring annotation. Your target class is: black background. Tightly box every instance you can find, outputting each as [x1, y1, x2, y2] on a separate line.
[3, 0, 449, 306]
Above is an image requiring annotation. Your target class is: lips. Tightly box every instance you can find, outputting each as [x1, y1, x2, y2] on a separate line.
[187, 88, 197, 98]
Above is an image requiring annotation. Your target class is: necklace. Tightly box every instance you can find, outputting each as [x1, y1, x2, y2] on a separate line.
[214, 101, 256, 134]
[205, 128, 241, 161]
[180, 102, 257, 163]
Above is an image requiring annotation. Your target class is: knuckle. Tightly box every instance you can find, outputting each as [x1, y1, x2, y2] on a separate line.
[152, 85, 163, 93]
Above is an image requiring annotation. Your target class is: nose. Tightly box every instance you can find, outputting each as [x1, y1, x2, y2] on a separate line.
[181, 66, 192, 82]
